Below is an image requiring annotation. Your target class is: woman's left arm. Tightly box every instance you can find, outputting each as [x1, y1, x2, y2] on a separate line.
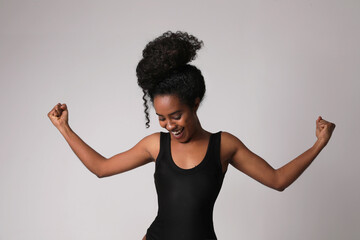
[227, 116, 336, 191]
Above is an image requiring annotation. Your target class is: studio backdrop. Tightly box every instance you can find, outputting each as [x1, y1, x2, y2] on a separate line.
[0, 0, 359, 239]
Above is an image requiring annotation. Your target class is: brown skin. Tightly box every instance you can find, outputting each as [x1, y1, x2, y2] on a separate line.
[48, 94, 335, 183]
[48, 95, 335, 239]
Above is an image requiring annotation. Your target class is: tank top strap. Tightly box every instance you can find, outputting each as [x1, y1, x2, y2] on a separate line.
[208, 131, 223, 175]
[159, 131, 169, 149]
[154, 132, 168, 171]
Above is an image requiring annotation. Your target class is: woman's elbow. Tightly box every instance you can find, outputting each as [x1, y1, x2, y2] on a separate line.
[275, 185, 286, 192]
[94, 169, 103, 178]
[273, 172, 286, 192]
[95, 162, 105, 178]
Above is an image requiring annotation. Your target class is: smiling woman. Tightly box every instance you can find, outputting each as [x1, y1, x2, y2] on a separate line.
[154, 94, 201, 142]
[48, 30, 336, 240]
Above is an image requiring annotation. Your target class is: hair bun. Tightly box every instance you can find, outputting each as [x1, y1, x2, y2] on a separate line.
[136, 31, 203, 90]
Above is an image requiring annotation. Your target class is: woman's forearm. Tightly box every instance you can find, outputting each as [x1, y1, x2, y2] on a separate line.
[276, 140, 327, 191]
[59, 124, 106, 177]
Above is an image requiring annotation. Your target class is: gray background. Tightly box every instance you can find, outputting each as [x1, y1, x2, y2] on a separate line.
[1, 0, 359, 239]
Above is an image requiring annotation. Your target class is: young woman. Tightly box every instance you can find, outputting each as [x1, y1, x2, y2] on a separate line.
[48, 31, 336, 240]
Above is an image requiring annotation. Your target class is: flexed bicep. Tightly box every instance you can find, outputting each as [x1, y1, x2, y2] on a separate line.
[223, 132, 281, 191]
[98, 133, 160, 178]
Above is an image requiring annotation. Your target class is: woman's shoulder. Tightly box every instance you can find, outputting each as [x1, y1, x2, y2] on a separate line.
[212, 131, 242, 166]
[219, 131, 245, 155]
[142, 131, 161, 139]
[139, 132, 161, 147]
[219, 131, 239, 142]
[138, 132, 161, 161]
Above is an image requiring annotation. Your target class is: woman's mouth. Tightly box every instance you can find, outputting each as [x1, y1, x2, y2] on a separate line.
[171, 127, 184, 139]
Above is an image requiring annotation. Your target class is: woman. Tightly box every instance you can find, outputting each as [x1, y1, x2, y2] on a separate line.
[47, 31, 336, 240]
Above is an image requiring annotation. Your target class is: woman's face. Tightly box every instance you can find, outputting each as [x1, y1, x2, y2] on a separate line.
[153, 94, 199, 143]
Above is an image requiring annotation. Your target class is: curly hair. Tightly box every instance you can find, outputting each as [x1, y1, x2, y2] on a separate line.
[136, 31, 205, 128]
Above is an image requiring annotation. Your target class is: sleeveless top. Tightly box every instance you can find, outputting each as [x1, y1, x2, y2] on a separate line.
[146, 131, 227, 240]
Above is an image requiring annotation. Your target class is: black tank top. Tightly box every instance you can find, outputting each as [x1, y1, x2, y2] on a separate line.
[146, 131, 227, 240]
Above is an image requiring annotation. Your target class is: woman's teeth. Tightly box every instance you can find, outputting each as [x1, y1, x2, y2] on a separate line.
[172, 128, 183, 136]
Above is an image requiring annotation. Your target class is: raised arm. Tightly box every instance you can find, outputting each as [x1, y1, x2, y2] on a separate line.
[96, 132, 158, 178]
[48, 103, 157, 178]
[224, 116, 335, 191]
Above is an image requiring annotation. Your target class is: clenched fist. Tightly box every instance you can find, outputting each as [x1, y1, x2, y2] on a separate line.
[316, 116, 336, 146]
[47, 103, 69, 129]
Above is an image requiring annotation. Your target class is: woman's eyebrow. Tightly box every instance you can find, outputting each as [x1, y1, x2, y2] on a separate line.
[156, 110, 181, 116]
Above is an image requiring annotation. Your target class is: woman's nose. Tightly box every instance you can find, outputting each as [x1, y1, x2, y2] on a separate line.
[166, 121, 176, 131]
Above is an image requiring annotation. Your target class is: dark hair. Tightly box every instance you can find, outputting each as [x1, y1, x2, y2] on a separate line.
[136, 31, 205, 128]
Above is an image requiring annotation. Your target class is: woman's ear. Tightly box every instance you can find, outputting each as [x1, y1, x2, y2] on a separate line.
[193, 97, 201, 113]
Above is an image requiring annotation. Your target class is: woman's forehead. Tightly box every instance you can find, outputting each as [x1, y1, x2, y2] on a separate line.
[153, 94, 187, 113]
[154, 94, 180, 104]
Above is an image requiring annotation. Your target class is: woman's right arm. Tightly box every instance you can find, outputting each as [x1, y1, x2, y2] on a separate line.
[58, 124, 106, 177]
[48, 103, 156, 178]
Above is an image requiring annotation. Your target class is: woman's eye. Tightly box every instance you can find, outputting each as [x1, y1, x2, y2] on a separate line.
[159, 118, 165, 121]
[173, 115, 181, 120]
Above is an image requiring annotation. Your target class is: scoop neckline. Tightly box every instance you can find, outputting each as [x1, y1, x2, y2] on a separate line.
[168, 132, 213, 174]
